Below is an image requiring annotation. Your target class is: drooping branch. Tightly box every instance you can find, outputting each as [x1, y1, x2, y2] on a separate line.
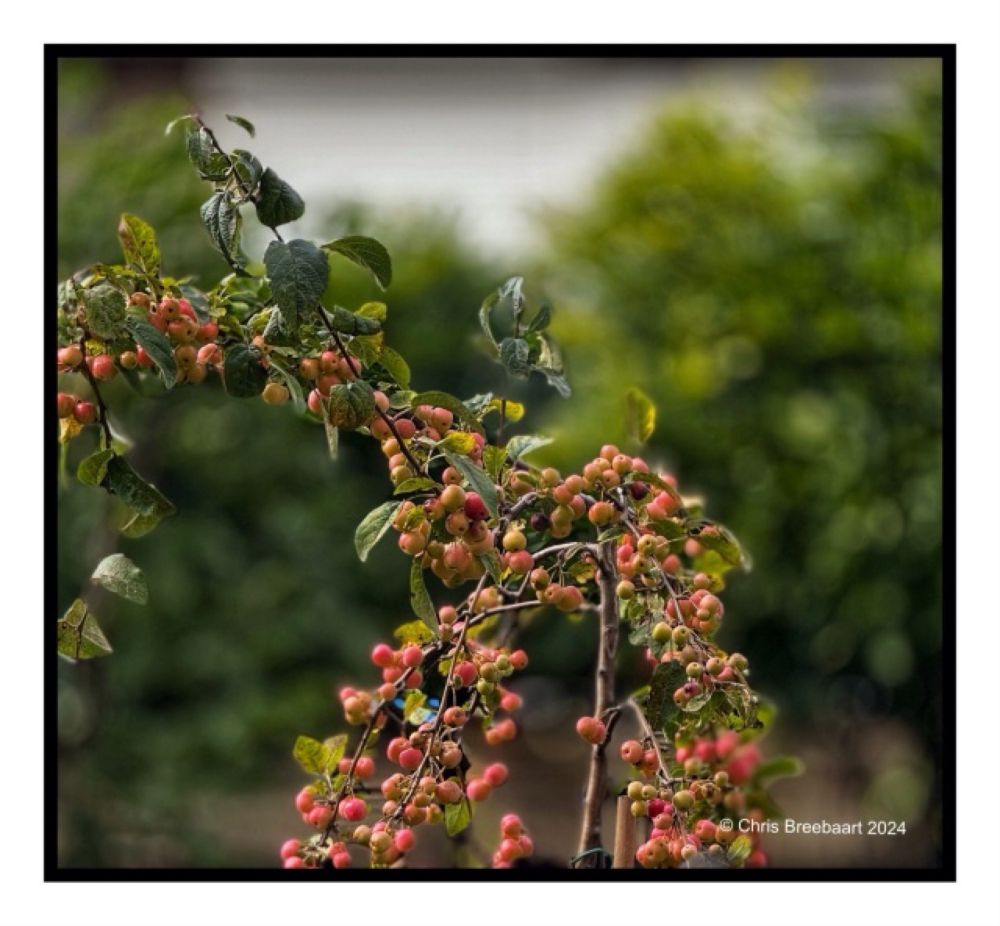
[574, 540, 620, 866]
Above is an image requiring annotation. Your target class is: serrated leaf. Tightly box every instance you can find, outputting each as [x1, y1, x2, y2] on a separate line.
[499, 337, 532, 375]
[483, 444, 506, 481]
[57, 600, 113, 660]
[117, 213, 161, 278]
[354, 500, 402, 562]
[125, 318, 177, 390]
[222, 343, 268, 398]
[77, 448, 115, 487]
[445, 799, 472, 836]
[442, 452, 497, 518]
[255, 168, 305, 228]
[324, 733, 348, 767]
[437, 431, 477, 455]
[393, 477, 437, 496]
[264, 239, 329, 327]
[505, 434, 553, 461]
[409, 557, 436, 626]
[292, 735, 339, 775]
[91, 553, 147, 605]
[526, 302, 551, 333]
[323, 304, 382, 336]
[102, 455, 176, 530]
[225, 113, 256, 137]
[322, 236, 392, 290]
[231, 149, 263, 189]
[394, 620, 435, 645]
[479, 290, 499, 348]
[378, 345, 410, 388]
[185, 127, 230, 180]
[409, 391, 484, 436]
[327, 381, 376, 431]
[83, 283, 127, 339]
[201, 191, 246, 272]
[625, 386, 657, 444]
[646, 661, 686, 730]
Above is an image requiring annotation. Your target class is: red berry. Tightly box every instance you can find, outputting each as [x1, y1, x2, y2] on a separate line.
[398, 747, 423, 771]
[371, 643, 395, 668]
[294, 788, 314, 814]
[56, 393, 76, 418]
[464, 492, 488, 521]
[339, 797, 367, 822]
[394, 828, 416, 853]
[483, 762, 509, 787]
[73, 401, 97, 425]
[500, 813, 523, 838]
[620, 740, 644, 764]
[354, 756, 375, 780]
[401, 644, 423, 668]
[466, 778, 492, 802]
[279, 838, 300, 860]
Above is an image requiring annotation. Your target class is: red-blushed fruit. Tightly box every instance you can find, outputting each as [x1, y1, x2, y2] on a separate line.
[400, 644, 423, 668]
[435, 779, 463, 804]
[464, 492, 488, 521]
[500, 813, 523, 838]
[57, 345, 83, 369]
[307, 805, 333, 828]
[331, 850, 352, 869]
[88, 354, 117, 381]
[575, 716, 607, 745]
[394, 418, 416, 440]
[56, 393, 76, 418]
[466, 778, 492, 802]
[398, 747, 422, 771]
[371, 643, 395, 668]
[454, 661, 478, 687]
[354, 756, 376, 780]
[307, 388, 324, 416]
[507, 549, 535, 575]
[73, 401, 97, 425]
[295, 788, 315, 814]
[620, 740, 644, 764]
[500, 690, 522, 711]
[339, 797, 367, 822]
[557, 585, 584, 612]
[283, 856, 305, 869]
[394, 828, 416, 853]
[197, 321, 219, 342]
[509, 649, 529, 671]
[280, 838, 300, 860]
[483, 762, 509, 787]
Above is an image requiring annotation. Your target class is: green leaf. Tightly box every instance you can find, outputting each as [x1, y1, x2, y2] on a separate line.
[354, 500, 402, 562]
[357, 301, 387, 321]
[754, 755, 804, 783]
[409, 391, 484, 436]
[324, 734, 348, 767]
[437, 431, 477, 455]
[231, 149, 263, 189]
[264, 239, 329, 327]
[322, 235, 392, 290]
[124, 317, 177, 389]
[223, 343, 268, 398]
[479, 290, 499, 348]
[624, 386, 657, 444]
[102, 456, 176, 535]
[727, 834, 753, 866]
[185, 127, 230, 180]
[478, 551, 503, 584]
[77, 448, 115, 487]
[692, 523, 750, 570]
[164, 114, 195, 136]
[526, 302, 551, 333]
[323, 304, 382, 336]
[500, 275, 526, 321]
[403, 690, 430, 724]
[377, 345, 410, 388]
[57, 600, 113, 660]
[255, 168, 305, 228]
[442, 452, 498, 518]
[393, 620, 435, 645]
[499, 337, 532, 375]
[393, 477, 437, 496]
[409, 557, 436, 627]
[327, 381, 376, 431]
[83, 283, 126, 339]
[483, 444, 506, 481]
[292, 735, 341, 775]
[445, 799, 472, 836]
[117, 213, 161, 278]
[505, 434, 553, 461]
[225, 113, 256, 137]
[645, 661, 686, 730]
[536, 366, 571, 398]
[200, 191, 246, 272]
[91, 553, 147, 605]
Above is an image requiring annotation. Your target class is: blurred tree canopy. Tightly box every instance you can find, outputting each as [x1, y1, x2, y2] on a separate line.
[533, 79, 943, 825]
[57, 60, 943, 866]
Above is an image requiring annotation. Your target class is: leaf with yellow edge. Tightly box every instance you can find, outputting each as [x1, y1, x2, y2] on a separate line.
[624, 386, 656, 444]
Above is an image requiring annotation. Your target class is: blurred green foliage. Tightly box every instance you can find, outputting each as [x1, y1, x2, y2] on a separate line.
[533, 78, 943, 837]
[57, 60, 943, 866]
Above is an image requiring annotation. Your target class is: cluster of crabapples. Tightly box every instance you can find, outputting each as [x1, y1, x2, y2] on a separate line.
[613, 729, 766, 869]
[278, 630, 530, 868]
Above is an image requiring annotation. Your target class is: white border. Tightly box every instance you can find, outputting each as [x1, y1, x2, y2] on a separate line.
[4, 2, 999, 924]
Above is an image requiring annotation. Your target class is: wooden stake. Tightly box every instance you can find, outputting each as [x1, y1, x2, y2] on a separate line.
[613, 795, 637, 868]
